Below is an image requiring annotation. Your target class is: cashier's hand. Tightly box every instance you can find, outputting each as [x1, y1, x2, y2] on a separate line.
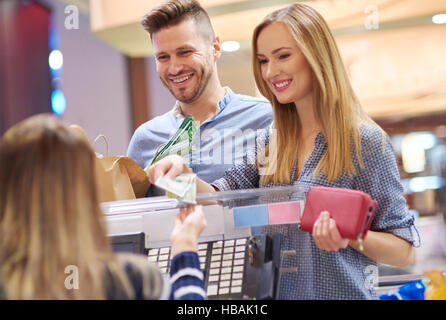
[146, 154, 192, 184]
[312, 211, 349, 252]
[170, 205, 207, 257]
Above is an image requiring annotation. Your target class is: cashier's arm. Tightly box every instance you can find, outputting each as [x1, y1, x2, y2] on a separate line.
[312, 211, 414, 269]
[146, 155, 217, 193]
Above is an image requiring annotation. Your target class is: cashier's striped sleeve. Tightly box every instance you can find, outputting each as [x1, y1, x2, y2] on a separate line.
[168, 251, 206, 300]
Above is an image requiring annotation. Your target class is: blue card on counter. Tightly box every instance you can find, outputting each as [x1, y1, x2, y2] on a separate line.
[233, 205, 269, 228]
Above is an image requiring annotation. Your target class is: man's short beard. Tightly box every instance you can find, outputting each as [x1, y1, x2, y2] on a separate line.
[162, 64, 214, 105]
[178, 69, 213, 104]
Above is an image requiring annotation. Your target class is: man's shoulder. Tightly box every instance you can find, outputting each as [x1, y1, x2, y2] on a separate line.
[230, 90, 271, 109]
[228, 92, 272, 123]
[134, 111, 175, 135]
[235, 94, 270, 105]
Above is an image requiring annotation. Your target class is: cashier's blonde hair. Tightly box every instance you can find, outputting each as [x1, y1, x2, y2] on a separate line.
[253, 3, 381, 184]
[0, 114, 157, 299]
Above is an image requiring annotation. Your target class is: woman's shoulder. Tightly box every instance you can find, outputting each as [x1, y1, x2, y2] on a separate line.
[255, 124, 275, 148]
[356, 121, 395, 165]
[115, 252, 149, 265]
[357, 122, 391, 152]
[256, 125, 271, 140]
[104, 253, 164, 300]
[358, 121, 387, 145]
[114, 252, 162, 281]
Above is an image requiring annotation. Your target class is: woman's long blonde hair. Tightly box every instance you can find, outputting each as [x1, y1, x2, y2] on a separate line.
[0, 114, 132, 299]
[252, 3, 378, 185]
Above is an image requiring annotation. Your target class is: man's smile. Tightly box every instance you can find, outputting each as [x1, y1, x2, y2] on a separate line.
[170, 73, 194, 86]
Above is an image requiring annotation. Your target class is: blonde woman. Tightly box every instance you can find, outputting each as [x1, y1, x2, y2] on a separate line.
[148, 3, 419, 300]
[0, 114, 206, 300]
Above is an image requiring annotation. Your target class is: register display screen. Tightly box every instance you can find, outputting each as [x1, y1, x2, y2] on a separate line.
[109, 233, 145, 255]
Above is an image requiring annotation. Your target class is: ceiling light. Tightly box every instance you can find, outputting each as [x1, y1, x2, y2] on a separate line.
[409, 176, 446, 193]
[49, 50, 64, 70]
[432, 14, 446, 24]
[51, 89, 66, 115]
[221, 41, 240, 52]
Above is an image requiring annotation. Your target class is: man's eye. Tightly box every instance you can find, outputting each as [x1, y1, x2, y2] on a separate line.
[157, 55, 169, 61]
[179, 50, 192, 55]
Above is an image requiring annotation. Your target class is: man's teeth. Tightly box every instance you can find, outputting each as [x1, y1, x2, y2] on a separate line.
[173, 75, 192, 83]
[275, 80, 290, 88]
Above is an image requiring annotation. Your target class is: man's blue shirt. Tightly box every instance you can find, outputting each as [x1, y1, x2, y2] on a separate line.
[127, 87, 273, 196]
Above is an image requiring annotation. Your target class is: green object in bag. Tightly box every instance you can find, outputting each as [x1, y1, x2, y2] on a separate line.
[146, 115, 197, 169]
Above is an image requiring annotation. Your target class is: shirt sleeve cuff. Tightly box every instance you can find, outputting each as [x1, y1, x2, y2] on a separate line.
[386, 225, 421, 248]
[169, 251, 205, 300]
[211, 177, 231, 192]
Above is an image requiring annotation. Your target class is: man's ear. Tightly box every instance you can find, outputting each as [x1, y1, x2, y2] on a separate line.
[212, 35, 221, 61]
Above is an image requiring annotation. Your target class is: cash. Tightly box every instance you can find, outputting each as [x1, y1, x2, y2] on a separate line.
[154, 173, 197, 204]
[145, 115, 197, 203]
[147, 115, 196, 169]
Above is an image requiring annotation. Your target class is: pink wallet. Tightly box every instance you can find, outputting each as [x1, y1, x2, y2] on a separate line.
[301, 186, 377, 247]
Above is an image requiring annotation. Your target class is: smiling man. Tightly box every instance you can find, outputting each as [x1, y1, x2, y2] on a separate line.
[127, 0, 273, 196]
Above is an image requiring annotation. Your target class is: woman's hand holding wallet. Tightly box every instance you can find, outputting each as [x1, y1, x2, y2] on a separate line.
[301, 186, 378, 252]
[311, 211, 350, 252]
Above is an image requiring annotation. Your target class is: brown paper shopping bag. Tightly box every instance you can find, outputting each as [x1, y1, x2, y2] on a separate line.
[70, 125, 149, 203]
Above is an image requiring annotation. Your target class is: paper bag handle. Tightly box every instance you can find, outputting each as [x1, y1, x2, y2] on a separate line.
[93, 134, 109, 157]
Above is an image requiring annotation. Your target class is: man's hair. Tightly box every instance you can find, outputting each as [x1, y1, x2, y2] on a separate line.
[141, 0, 215, 41]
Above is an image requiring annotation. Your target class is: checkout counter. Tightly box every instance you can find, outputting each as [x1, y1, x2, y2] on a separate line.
[101, 185, 429, 300]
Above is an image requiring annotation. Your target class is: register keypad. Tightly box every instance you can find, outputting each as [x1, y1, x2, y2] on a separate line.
[147, 243, 209, 273]
[147, 238, 248, 298]
[205, 238, 246, 297]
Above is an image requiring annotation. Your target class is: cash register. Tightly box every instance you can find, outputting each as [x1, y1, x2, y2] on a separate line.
[102, 185, 305, 300]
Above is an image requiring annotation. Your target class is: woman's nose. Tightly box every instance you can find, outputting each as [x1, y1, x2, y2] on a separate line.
[265, 61, 279, 79]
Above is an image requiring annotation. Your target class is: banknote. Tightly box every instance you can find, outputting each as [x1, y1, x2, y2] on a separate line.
[148, 115, 197, 169]
[154, 173, 197, 204]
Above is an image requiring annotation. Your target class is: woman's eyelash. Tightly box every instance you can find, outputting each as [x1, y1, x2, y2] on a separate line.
[258, 54, 290, 64]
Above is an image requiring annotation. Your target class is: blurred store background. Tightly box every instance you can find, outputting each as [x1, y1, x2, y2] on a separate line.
[0, 0, 445, 277]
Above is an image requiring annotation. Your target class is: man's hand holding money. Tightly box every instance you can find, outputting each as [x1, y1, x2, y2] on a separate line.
[147, 154, 192, 184]
[147, 155, 216, 196]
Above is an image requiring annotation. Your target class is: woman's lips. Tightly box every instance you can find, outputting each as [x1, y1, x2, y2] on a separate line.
[273, 79, 292, 92]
